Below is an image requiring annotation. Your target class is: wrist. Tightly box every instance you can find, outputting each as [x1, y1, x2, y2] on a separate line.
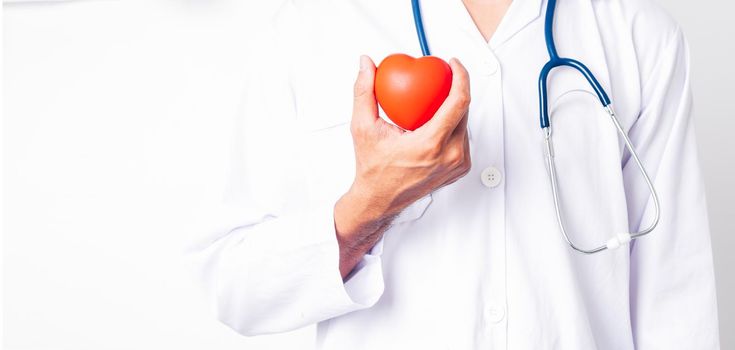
[345, 179, 400, 224]
[334, 184, 395, 245]
[334, 187, 396, 279]
[334, 188, 378, 240]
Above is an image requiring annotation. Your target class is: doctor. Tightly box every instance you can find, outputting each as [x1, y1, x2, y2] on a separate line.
[191, 0, 720, 348]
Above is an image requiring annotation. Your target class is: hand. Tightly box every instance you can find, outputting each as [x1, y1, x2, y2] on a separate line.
[333, 55, 471, 279]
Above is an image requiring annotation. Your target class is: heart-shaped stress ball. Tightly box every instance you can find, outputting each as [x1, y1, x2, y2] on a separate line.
[375, 54, 452, 131]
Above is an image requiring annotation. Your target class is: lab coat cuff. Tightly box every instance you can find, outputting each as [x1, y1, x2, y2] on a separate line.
[340, 235, 385, 306]
[318, 201, 385, 310]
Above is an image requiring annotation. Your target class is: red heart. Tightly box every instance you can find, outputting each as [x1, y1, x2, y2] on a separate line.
[375, 54, 452, 131]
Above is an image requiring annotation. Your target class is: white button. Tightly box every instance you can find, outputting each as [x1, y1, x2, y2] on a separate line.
[485, 305, 506, 324]
[480, 166, 502, 188]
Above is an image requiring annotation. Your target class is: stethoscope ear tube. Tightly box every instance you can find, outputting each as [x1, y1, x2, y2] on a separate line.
[539, 0, 610, 129]
[544, 105, 661, 254]
[411, 0, 431, 56]
[537, 0, 660, 254]
[538, 58, 611, 129]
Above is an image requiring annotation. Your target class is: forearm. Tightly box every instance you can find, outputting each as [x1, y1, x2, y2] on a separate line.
[334, 185, 399, 279]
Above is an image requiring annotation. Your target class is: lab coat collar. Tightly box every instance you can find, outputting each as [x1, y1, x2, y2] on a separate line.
[491, 0, 543, 49]
[450, 0, 543, 50]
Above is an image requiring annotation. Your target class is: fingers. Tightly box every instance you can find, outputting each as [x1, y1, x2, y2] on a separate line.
[419, 57, 470, 139]
[351, 55, 379, 129]
[437, 132, 471, 189]
[450, 108, 469, 140]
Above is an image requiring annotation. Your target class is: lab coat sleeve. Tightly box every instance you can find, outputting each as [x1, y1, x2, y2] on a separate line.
[192, 201, 386, 337]
[624, 25, 720, 348]
[185, 3, 385, 336]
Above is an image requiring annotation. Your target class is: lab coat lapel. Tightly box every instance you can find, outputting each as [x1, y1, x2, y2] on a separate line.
[488, 0, 543, 50]
[439, 0, 543, 50]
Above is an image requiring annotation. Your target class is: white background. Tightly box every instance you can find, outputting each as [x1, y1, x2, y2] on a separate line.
[2, 0, 733, 349]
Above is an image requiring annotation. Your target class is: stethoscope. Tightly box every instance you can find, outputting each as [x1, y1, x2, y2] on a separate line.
[410, 0, 661, 254]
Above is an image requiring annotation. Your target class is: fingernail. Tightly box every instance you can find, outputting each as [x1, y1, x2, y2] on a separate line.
[359, 55, 368, 71]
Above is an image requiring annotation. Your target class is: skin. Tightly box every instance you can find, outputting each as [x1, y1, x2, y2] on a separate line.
[462, 0, 513, 43]
[333, 2, 511, 279]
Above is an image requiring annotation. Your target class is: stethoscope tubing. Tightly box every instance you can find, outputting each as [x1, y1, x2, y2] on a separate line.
[411, 0, 432, 56]
[410, 0, 661, 254]
[539, 0, 610, 129]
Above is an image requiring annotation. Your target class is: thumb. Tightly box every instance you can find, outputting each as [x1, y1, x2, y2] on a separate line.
[352, 55, 379, 125]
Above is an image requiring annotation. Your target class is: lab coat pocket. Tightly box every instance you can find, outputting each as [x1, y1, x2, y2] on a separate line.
[392, 193, 433, 225]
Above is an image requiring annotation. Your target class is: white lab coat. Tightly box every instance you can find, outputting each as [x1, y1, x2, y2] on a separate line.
[188, 0, 720, 348]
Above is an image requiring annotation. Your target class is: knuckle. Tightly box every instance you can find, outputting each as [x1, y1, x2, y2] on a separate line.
[444, 145, 464, 168]
[421, 141, 444, 160]
[454, 92, 470, 109]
